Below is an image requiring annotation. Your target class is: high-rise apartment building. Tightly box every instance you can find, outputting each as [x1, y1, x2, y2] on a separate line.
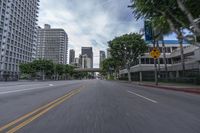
[36, 24, 68, 64]
[0, 0, 40, 81]
[99, 50, 106, 68]
[69, 49, 75, 65]
[81, 47, 93, 68]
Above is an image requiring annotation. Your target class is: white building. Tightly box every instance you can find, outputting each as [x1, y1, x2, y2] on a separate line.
[0, 0, 40, 81]
[119, 40, 198, 81]
[36, 24, 68, 64]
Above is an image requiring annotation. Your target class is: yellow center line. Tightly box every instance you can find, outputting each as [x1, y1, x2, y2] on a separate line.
[0, 86, 83, 132]
[7, 90, 81, 133]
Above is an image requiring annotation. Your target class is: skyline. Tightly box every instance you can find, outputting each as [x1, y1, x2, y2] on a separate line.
[38, 0, 143, 67]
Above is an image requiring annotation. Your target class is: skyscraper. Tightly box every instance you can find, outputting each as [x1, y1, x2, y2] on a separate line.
[99, 50, 106, 68]
[81, 47, 93, 68]
[0, 0, 40, 81]
[69, 49, 75, 65]
[36, 24, 68, 64]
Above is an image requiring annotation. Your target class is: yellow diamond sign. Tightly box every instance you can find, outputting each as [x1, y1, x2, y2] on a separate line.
[150, 48, 161, 59]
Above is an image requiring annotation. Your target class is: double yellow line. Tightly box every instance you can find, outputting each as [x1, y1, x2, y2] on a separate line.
[0, 86, 83, 133]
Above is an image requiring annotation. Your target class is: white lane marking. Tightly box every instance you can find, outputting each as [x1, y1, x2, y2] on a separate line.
[49, 84, 54, 86]
[0, 86, 52, 95]
[127, 91, 158, 103]
[0, 84, 42, 88]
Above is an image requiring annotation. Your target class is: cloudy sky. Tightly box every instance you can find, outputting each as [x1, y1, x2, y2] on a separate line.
[38, 0, 144, 67]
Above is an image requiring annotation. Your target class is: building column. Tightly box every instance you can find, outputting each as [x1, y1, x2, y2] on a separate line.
[139, 55, 143, 82]
[199, 61, 200, 74]
[169, 72, 173, 79]
[176, 71, 180, 78]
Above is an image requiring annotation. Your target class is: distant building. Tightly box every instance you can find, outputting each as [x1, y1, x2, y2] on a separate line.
[0, 0, 40, 81]
[69, 49, 75, 65]
[74, 58, 80, 68]
[80, 54, 92, 69]
[81, 47, 93, 68]
[36, 24, 68, 64]
[99, 50, 106, 68]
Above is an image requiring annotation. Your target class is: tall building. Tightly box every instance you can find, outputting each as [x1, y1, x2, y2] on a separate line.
[36, 24, 68, 64]
[0, 0, 40, 81]
[69, 49, 75, 65]
[81, 47, 93, 68]
[99, 50, 106, 68]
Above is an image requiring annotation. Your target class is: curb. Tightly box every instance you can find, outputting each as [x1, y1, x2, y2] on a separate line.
[111, 80, 200, 95]
[140, 84, 200, 95]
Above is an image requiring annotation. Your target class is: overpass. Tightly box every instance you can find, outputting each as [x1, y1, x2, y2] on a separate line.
[74, 68, 102, 72]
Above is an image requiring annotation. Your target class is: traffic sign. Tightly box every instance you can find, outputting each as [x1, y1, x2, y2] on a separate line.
[150, 48, 161, 59]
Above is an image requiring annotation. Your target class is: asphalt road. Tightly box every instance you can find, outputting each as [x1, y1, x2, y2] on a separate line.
[0, 80, 200, 133]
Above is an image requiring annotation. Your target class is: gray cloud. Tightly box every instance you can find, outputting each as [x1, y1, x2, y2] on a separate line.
[38, 0, 143, 67]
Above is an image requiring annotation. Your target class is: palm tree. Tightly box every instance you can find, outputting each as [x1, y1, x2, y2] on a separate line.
[151, 16, 171, 80]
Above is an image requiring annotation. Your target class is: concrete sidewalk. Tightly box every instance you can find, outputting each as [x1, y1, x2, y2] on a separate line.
[121, 81, 200, 94]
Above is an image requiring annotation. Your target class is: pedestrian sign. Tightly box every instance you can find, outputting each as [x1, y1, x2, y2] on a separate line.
[150, 48, 161, 59]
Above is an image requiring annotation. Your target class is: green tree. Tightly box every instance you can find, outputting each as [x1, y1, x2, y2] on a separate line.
[32, 59, 54, 80]
[151, 16, 172, 79]
[54, 64, 65, 80]
[19, 63, 35, 79]
[129, 0, 200, 46]
[102, 58, 120, 79]
[64, 65, 75, 79]
[108, 33, 147, 81]
[129, 0, 194, 74]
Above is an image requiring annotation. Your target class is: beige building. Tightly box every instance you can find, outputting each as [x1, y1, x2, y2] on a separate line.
[81, 54, 92, 69]
[36, 24, 68, 64]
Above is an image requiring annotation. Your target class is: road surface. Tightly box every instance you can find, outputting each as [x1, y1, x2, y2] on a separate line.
[0, 80, 200, 133]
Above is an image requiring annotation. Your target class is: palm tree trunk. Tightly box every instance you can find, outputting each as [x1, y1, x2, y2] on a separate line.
[153, 40, 158, 85]
[127, 64, 131, 82]
[156, 41, 161, 76]
[162, 38, 168, 80]
[179, 38, 185, 75]
[42, 70, 45, 81]
[176, 0, 200, 35]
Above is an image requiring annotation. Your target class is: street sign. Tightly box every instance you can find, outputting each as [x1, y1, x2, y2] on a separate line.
[150, 48, 161, 59]
[144, 20, 153, 41]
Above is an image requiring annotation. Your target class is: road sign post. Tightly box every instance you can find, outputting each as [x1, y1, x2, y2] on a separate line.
[150, 48, 161, 85]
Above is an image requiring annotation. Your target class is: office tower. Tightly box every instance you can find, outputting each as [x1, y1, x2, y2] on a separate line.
[81, 47, 93, 68]
[99, 50, 106, 68]
[36, 24, 68, 64]
[69, 49, 75, 65]
[0, 0, 40, 81]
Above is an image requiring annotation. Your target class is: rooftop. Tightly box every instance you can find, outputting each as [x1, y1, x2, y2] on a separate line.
[146, 40, 189, 45]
